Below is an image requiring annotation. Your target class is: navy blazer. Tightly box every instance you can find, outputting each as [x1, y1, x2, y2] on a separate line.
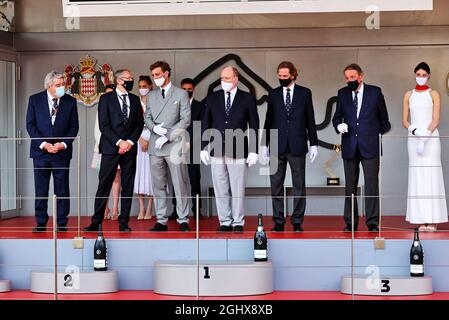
[332, 84, 390, 160]
[26, 91, 79, 160]
[202, 89, 259, 159]
[263, 84, 318, 156]
[188, 99, 204, 162]
[98, 90, 144, 155]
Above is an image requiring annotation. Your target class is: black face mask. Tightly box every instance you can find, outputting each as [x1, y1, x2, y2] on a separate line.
[122, 80, 134, 92]
[347, 80, 360, 91]
[186, 91, 193, 98]
[279, 78, 292, 87]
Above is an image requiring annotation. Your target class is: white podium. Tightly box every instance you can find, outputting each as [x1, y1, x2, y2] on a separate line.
[30, 270, 118, 294]
[341, 275, 433, 296]
[0, 280, 11, 292]
[154, 260, 273, 296]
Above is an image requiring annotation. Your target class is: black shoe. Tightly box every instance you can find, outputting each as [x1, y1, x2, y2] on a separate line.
[83, 224, 99, 232]
[32, 226, 46, 233]
[179, 223, 191, 232]
[168, 212, 178, 220]
[368, 226, 379, 232]
[150, 223, 168, 232]
[343, 225, 358, 232]
[293, 224, 303, 232]
[57, 226, 68, 232]
[271, 224, 284, 232]
[217, 225, 232, 232]
[233, 225, 244, 233]
[119, 225, 132, 232]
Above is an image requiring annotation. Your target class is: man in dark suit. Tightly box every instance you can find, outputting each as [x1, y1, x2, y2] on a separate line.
[262, 61, 318, 232]
[26, 71, 79, 232]
[85, 69, 144, 232]
[182, 78, 204, 217]
[201, 66, 259, 232]
[332, 63, 390, 232]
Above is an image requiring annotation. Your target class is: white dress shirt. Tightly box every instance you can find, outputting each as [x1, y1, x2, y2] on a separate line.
[223, 86, 238, 107]
[352, 82, 364, 119]
[160, 82, 172, 98]
[39, 91, 66, 150]
[115, 87, 134, 147]
[282, 82, 295, 104]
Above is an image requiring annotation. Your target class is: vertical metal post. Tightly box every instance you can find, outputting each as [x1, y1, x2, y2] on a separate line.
[351, 193, 355, 301]
[52, 195, 58, 301]
[196, 194, 200, 301]
[378, 133, 382, 237]
[77, 136, 81, 237]
[283, 187, 287, 217]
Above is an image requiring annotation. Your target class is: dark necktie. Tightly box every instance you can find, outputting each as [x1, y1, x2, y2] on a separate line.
[285, 88, 292, 116]
[225, 92, 231, 117]
[353, 91, 359, 117]
[161, 89, 165, 99]
[51, 98, 58, 125]
[121, 94, 129, 125]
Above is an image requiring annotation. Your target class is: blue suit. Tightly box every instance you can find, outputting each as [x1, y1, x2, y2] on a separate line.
[26, 91, 79, 227]
[332, 84, 390, 160]
[331, 83, 390, 229]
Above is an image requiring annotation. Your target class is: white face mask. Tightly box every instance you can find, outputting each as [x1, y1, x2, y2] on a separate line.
[221, 81, 234, 92]
[139, 88, 150, 96]
[416, 77, 428, 86]
[154, 77, 165, 87]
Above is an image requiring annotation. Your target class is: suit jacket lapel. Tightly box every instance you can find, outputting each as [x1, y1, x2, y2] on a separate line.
[359, 85, 370, 119]
[41, 92, 53, 129]
[229, 89, 240, 115]
[153, 86, 174, 120]
[346, 89, 357, 118]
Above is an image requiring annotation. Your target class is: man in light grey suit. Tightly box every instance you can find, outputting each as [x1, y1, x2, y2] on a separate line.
[145, 61, 191, 231]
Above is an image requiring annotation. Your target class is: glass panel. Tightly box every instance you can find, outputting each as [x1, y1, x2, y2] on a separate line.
[0, 60, 16, 213]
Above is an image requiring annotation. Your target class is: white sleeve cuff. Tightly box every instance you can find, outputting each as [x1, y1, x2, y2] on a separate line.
[39, 141, 47, 150]
[116, 139, 122, 146]
[126, 140, 134, 146]
[62, 142, 67, 149]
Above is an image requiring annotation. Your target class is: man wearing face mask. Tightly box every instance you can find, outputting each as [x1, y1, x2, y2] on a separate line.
[85, 69, 144, 232]
[26, 71, 79, 232]
[146, 61, 191, 232]
[201, 66, 259, 232]
[332, 63, 390, 232]
[262, 61, 318, 232]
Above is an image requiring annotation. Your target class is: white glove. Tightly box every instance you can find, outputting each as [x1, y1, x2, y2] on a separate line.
[246, 152, 259, 167]
[200, 150, 210, 166]
[408, 124, 418, 135]
[310, 145, 318, 163]
[155, 135, 168, 150]
[337, 123, 348, 134]
[153, 123, 168, 136]
[416, 140, 425, 156]
[260, 146, 270, 164]
[415, 128, 432, 143]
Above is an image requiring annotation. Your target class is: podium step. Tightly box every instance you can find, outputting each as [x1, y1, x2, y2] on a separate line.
[341, 275, 433, 296]
[154, 260, 273, 296]
[0, 280, 11, 292]
[30, 270, 118, 294]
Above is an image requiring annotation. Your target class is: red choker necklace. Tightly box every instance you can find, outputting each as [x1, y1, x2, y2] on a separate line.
[415, 85, 429, 91]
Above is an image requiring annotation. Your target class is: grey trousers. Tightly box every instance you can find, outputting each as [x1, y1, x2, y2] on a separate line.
[150, 155, 190, 225]
[211, 157, 247, 227]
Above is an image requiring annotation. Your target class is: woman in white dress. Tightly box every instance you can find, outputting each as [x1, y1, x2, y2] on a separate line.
[91, 84, 121, 220]
[403, 62, 448, 231]
[134, 76, 154, 220]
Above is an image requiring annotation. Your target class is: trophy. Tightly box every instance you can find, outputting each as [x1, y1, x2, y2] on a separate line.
[323, 144, 341, 186]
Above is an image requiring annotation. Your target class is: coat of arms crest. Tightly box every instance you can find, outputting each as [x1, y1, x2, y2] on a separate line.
[64, 55, 114, 107]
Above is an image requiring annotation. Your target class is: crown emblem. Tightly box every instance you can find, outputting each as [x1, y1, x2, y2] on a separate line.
[80, 55, 96, 70]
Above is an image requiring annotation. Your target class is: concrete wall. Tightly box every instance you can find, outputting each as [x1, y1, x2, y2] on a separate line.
[10, 26, 449, 219]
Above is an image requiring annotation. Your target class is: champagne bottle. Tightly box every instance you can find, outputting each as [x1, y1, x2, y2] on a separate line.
[410, 228, 424, 277]
[94, 224, 107, 271]
[254, 214, 268, 262]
